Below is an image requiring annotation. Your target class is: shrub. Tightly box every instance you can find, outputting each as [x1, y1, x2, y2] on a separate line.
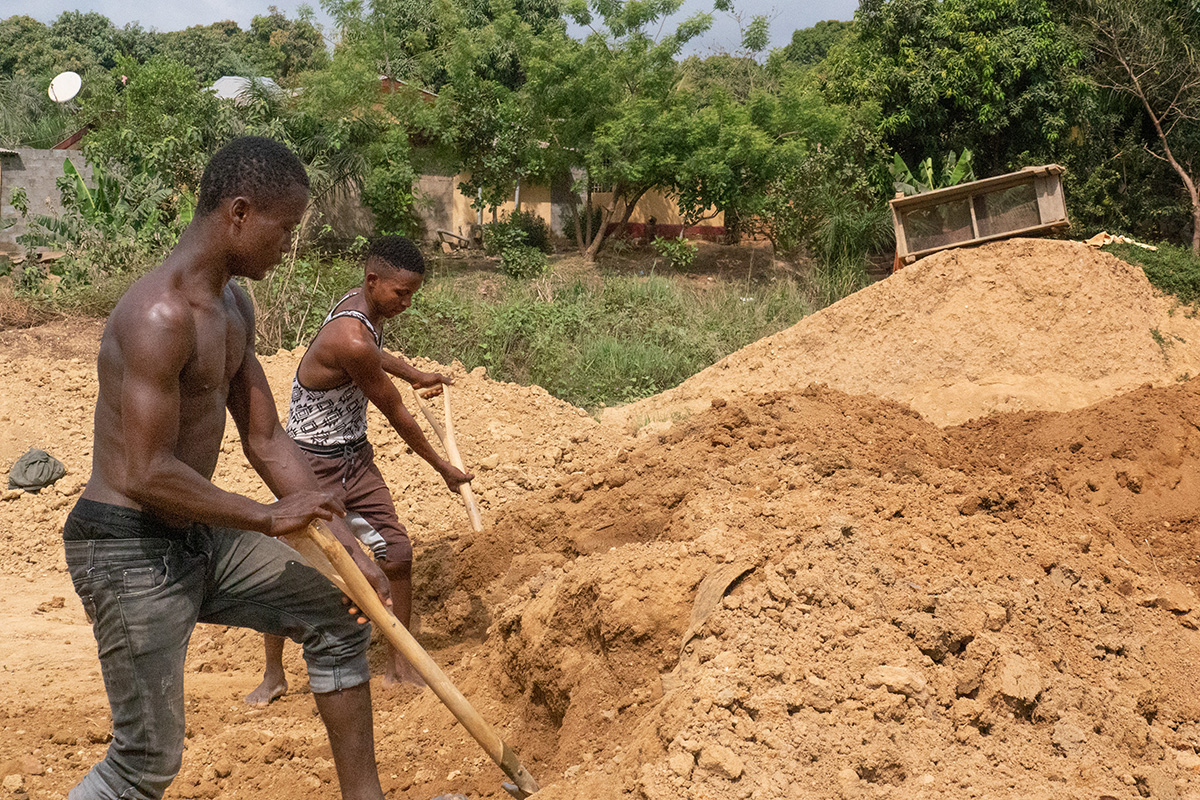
[483, 210, 553, 257]
[482, 220, 527, 256]
[653, 235, 698, 271]
[499, 245, 549, 279]
[508, 209, 552, 253]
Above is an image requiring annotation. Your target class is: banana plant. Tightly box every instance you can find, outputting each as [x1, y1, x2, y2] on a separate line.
[890, 148, 975, 196]
[18, 158, 174, 251]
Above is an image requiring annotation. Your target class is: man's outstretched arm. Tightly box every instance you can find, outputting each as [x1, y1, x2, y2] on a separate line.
[341, 332, 473, 493]
[380, 349, 450, 390]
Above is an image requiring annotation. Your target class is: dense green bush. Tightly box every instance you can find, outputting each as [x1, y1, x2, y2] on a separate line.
[507, 209, 552, 253]
[499, 245, 549, 279]
[482, 210, 553, 257]
[482, 221, 527, 257]
[653, 235, 698, 271]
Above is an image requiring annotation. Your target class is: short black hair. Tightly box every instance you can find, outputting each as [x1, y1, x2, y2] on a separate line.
[366, 236, 425, 275]
[196, 136, 310, 215]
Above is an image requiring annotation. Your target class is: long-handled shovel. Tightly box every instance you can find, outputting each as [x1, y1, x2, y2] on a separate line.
[411, 383, 484, 533]
[284, 519, 540, 799]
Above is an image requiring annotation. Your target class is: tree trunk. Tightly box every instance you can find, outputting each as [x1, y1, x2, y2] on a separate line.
[583, 203, 615, 262]
[1193, 197, 1200, 257]
[1114, 34, 1200, 254]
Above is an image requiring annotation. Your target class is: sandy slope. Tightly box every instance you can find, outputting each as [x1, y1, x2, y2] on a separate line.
[3, 239, 1200, 800]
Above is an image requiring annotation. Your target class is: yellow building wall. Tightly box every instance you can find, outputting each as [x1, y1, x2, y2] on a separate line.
[590, 189, 723, 227]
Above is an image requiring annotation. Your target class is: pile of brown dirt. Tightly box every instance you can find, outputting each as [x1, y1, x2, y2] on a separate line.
[6, 239, 1200, 800]
[400, 385, 1199, 800]
[604, 239, 1200, 430]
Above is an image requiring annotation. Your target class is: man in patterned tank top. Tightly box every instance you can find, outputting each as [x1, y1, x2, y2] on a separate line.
[246, 236, 473, 702]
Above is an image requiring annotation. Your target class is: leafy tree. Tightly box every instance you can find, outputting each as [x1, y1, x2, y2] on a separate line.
[81, 55, 234, 193]
[828, 0, 1091, 174]
[433, 2, 555, 215]
[0, 12, 151, 79]
[0, 16, 56, 78]
[772, 20, 853, 67]
[1084, 0, 1200, 253]
[0, 75, 78, 148]
[323, 0, 560, 89]
[524, 0, 719, 261]
[47, 11, 154, 75]
[246, 5, 330, 80]
[154, 21, 257, 84]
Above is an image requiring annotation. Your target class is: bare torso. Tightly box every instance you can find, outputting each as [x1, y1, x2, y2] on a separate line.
[82, 266, 251, 512]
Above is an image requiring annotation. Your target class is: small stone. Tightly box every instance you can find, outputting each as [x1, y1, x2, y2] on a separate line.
[1136, 768, 1179, 800]
[995, 653, 1042, 706]
[1173, 748, 1200, 771]
[668, 752, 694, 778]
[2, 773, 24, 792]
[213, 760, 233, 779]
[86, 725, 112, 744]
[479, 454, 500, 470]
[1158, 584, 1194, 614]
[1051, 721, 1088, 754]
[863, 665, 929, 699]
[697, 744, 744, 780]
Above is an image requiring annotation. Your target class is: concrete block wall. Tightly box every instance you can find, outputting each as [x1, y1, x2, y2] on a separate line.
[0, 148, 93, 256]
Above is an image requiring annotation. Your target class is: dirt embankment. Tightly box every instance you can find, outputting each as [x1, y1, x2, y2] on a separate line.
[4, 239, 1200, 800]
[605, 239, 1200, 430]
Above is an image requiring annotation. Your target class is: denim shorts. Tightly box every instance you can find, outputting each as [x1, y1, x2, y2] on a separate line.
[63, 499, 370, 800]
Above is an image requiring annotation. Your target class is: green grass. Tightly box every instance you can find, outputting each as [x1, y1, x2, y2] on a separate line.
[7, 248, 829, 411]
[1107, 240, 1200, 305]
[391, 268, 815, 409]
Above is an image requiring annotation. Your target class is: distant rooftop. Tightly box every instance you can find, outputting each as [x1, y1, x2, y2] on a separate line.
[207, 76, 283, 103]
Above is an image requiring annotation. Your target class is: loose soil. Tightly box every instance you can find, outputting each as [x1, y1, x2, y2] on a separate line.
[4, 238, 1200, 800]
[604, 238, 1200, 430]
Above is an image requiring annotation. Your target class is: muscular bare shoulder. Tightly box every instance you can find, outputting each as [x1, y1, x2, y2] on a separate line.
[104, 271, 198, 373]
[321, 315, 382, 367]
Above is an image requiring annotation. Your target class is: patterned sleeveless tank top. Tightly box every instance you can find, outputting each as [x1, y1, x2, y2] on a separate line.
[285, 292, 381, 452]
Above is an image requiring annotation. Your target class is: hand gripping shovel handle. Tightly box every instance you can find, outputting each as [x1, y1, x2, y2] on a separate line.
[413, 384, 484, 533]
[284, 520, 540, 798]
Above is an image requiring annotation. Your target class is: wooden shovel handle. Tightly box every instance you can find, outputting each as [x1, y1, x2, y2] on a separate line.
[413, 384, 484, 533]
[284, 520, 540, 798]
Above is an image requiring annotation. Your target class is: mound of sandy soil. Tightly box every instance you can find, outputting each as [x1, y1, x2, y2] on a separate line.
[5, 239, 1200, 800]
[603, 239, 1200, 430]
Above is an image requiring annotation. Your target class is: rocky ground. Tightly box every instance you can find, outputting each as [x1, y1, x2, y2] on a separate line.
[2, 239, 1200, 800]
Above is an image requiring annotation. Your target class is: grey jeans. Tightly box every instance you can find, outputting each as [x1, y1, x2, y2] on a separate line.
[63, 499, 371, 800]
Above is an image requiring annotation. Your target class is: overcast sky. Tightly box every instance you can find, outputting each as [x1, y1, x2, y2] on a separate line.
[10, 1, 860, 54]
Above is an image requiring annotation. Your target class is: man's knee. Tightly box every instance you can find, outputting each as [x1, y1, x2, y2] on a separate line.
[382, 558, 412, 581]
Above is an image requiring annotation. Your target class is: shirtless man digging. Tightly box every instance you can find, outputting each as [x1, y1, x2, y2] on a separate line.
[246, 235, 474, 704]
[63, 136, 391, 800]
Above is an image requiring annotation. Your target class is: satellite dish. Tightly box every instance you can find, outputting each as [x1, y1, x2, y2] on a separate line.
[48, 71, 82, 103]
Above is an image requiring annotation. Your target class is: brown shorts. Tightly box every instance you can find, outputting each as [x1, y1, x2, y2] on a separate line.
[302, 441, 412, 564]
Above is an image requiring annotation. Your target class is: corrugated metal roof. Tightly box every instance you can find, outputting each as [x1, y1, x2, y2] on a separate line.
[207, 76, 283, 102]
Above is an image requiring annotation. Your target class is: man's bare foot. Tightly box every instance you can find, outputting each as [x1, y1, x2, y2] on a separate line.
[245, 675, 288, 706]
[382, 651, 426, 689]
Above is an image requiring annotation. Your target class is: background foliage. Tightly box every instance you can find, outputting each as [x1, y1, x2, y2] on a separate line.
[4, 0, 1200, 404]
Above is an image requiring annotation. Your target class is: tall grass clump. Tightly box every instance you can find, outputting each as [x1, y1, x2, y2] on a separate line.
[250, 251, 364, 352]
